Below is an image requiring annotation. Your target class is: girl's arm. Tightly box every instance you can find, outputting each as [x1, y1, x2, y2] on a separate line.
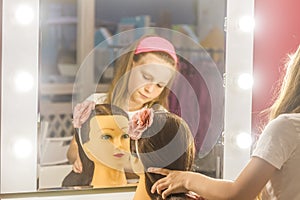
[149, 157, 276, 200]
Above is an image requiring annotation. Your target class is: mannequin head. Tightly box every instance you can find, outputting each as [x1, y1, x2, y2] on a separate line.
[62, 104, 131, 188]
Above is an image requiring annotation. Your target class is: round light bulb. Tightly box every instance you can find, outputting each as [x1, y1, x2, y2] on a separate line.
[236, 132, 252, 149]
[15, 5, 34, 25]
[238, 16, 255, 32]
[13, 138, 32, 159]
[14, 71, 34, 92]
[237, 73, 253, 90]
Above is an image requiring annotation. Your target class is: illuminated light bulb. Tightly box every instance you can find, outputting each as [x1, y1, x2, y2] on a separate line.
[238, 16, 255, 32]
[14, 71, 34, 92]
[15, 5, 34, 25]
[237, 73, 253, 90]
[236, 132, 252, 149]
[13, 139, 32, 159]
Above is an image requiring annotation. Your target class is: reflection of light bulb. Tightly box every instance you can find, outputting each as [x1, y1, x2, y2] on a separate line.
[238, 16, 255, 32]
[236, 132, 252, 149]
[15, 5, 34, 25]
[237, 73, 253, 90]
[13, 139, 32, 159]
[15, 71, 34, 92]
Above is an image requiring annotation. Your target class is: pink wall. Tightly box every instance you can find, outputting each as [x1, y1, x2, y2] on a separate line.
[252, 0, 300, 133]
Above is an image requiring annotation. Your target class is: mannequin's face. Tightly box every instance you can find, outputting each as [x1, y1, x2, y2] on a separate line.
[127, 53, 174, 110]
[84, 115, 130, 169]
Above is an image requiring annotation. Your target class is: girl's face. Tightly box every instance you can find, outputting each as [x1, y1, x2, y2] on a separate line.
[83, 115, 130, 169]
[127, 53, 175, 110]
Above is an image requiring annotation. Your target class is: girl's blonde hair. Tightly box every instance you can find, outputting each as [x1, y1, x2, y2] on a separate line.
[106, 35, 177, 110]
[268, 45, 300, 120]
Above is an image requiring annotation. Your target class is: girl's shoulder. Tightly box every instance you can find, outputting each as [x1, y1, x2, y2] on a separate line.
[127, 104, 168, 119]
[271, 113, 300, 132]
[151, 103, 168, 112]
[276, 112, 300, 120]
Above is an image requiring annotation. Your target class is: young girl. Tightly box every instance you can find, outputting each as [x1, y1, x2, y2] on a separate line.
[68, 35, 178, 173]
[62, 104, 130, 188]
[128, 108, 199, 200]
[149, 45, 300, 199]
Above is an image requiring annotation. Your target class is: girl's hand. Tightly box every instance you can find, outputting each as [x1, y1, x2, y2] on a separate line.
[148, 167, 190, 199]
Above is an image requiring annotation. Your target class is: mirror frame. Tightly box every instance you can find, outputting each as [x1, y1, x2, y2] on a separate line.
[1, 0, 39, 193]
[0, 0, 254, 197]
[223, 0, 254, 179]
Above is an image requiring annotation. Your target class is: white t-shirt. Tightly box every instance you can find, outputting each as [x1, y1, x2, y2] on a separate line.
[252, 113, 300, 200]
[87, 93, 107, 104]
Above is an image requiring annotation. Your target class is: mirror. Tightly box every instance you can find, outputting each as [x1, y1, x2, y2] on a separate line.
[38, 1, 226, 191]
[1, 0, 232, 195]
[38, 0, 225, 190]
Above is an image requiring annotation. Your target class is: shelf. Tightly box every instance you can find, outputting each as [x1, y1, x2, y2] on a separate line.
[40, 83, 110, 95]
[46, 17, 77, 25]
[40, 83, 74, 95]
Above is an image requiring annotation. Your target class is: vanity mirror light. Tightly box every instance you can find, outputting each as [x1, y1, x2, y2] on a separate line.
[1, 0, 254, 199]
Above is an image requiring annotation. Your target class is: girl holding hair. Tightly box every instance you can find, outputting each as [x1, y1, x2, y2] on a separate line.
[150, 45, 300, 199]
[68, 35, 178, 174]
[128, 108, 199, 200]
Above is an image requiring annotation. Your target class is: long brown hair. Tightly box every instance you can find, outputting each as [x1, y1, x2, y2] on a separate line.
[132, 112, 195, 199]
[268, 45, 300, 120]
[106, 35, 177, 110]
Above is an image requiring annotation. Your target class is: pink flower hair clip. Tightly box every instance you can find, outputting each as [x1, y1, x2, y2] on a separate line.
[129, 108, 154, 140]
[72, 101, 96, 128]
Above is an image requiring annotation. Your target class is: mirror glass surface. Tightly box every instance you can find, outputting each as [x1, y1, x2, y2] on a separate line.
[38, 0, 226, 191]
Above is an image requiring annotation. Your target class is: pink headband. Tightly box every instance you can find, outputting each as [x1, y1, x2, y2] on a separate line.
[134, 36, 178, 64]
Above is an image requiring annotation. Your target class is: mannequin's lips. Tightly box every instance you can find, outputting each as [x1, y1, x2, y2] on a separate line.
[113, 153, 125, 158]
